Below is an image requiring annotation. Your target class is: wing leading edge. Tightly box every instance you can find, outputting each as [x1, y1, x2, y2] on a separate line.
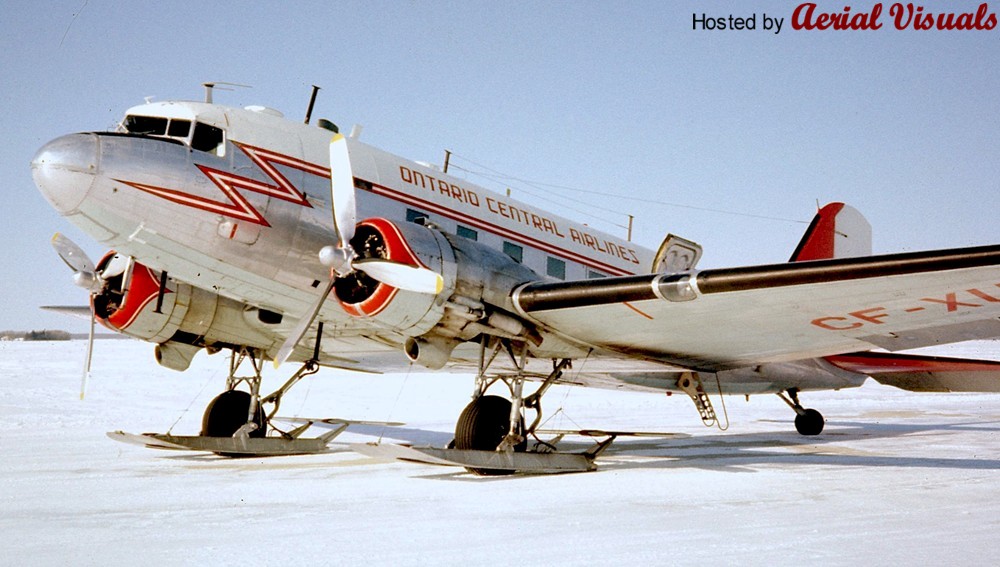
[512, 244, 1000, 370]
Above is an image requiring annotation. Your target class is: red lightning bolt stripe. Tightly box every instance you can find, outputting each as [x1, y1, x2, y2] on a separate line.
[118, 176, 271, 226]
[234, 142, 322, 207]
[117, 142, 324, 227]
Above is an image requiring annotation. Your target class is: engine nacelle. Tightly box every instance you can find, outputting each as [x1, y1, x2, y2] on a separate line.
[333, 218, 457, 336]
[92, 252, 278, 369]
[333, 218, 543, 368]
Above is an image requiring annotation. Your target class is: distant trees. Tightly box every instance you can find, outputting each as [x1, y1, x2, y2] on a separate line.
[0, 330, 72, 341]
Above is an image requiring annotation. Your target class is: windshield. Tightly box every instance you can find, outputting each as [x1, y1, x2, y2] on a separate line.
[122, 114, 224, 156]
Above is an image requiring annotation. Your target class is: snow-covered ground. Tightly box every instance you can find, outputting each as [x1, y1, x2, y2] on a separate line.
[2, 339, 999, 566]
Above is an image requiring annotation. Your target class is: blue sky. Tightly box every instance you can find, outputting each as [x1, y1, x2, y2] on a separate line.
[2, 1, 998, 333]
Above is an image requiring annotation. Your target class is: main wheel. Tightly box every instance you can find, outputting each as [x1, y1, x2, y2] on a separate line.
[454, 395, 525, 476]
[794, 408, 825, 436]
[201, 390, 266, 439]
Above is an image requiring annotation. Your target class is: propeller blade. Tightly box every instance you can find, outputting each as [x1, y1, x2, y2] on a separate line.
[52, 232, 96, 275]
[52, 233, 100, 397]
[52, 233, 104, 293]
[354, 259, 444, 295]
[274, 276, 336, 368]
[80, 310, 96, 400]
[329, 134, 356, 249]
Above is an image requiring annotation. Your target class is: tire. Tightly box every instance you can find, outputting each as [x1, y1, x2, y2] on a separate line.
[201, 390, 266, 439]
[454, 395, 525, 475]
[794, 408, 825, 436]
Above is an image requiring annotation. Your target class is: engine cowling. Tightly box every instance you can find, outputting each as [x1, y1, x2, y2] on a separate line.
[333, 218, 456, 335]
[91, 252, 277, 370]
[333, 218, 543, 369]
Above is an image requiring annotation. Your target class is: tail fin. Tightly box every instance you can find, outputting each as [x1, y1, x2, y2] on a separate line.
[789, 202, 872, 262]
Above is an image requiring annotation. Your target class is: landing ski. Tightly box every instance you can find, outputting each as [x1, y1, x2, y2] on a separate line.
[108, 431, 336, 456]
[108, 417, 405, 457]
[350, 442, 603, 473]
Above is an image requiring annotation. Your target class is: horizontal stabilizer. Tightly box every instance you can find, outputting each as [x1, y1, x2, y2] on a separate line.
[826, 351, 1000, 392]
[41, 305, 93, 321]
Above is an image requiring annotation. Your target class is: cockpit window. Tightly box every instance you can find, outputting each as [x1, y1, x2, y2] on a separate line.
[122, 115, 225, 156]
[124, 115, 167, 136]
[191, 122, 224, 155]
[167, 119, 191, 137]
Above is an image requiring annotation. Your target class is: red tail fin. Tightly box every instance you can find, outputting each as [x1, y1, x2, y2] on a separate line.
[790, 203, 872, 262]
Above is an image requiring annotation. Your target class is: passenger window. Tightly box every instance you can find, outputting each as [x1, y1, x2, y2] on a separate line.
[192, 122, 225, 155]
[503, 242, 523, 264]
[406, 209, 429, 224]
[124, 115, 167, 135]
[587, 269, 607, 279]
[546, 257, 566, 280]
[457, 226, 478, 241]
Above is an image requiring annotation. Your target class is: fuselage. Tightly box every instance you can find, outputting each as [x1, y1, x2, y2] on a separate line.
[33, 101, 650, 320]
[31, 99, 867, 395]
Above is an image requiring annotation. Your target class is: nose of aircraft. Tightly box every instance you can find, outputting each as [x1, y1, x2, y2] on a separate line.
[31, 133, 100, 214]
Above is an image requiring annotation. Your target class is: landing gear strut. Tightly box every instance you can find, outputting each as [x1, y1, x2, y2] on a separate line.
[454, 337, 573, 475]
[200, 341, 321, 454]
[777, 388, 825, 436]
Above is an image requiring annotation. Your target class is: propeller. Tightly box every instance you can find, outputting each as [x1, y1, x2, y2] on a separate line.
[274, 134, 443, 367]
[316, 134, 442, 292]
[51, 233, 101, 399]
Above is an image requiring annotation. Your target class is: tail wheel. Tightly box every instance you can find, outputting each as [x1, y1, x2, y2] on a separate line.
[794, 408, 825, 436]
[201, 390, 266, 439]
[454, 395, 525, 476]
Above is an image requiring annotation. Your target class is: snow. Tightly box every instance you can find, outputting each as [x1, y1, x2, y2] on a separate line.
[2, 339, 999, 566]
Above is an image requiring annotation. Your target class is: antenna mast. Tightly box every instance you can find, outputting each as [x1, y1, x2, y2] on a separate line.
[304, 85, 321, 124]
[201, 81, 251, 104]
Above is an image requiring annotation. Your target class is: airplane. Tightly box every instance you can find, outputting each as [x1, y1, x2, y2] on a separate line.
[31, 85, 1000, 474]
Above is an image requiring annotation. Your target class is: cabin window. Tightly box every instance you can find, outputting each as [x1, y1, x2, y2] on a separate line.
[191, 122, 225, 155]
[406, 209, 429, 224]
[587, 269, 607, 279]
[503, 242, 523, 264]
[457, 226, 478, 241]
[546, 257, 566, 280]
[124, 115, 167, 136]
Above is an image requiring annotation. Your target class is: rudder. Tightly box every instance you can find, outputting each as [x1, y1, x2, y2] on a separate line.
[789, 202, 872, 262]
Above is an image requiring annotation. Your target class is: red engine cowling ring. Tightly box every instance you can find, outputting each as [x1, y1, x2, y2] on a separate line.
[335, 218, 427, 317]
[93, 254, 168, 332]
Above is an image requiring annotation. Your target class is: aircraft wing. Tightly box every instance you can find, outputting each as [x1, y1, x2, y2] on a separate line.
[512, 245, 1000, 371]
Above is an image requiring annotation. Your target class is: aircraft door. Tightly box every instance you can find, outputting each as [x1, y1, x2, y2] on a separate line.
[209, 135, 267, 246]
[652, 234, 703, 274]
